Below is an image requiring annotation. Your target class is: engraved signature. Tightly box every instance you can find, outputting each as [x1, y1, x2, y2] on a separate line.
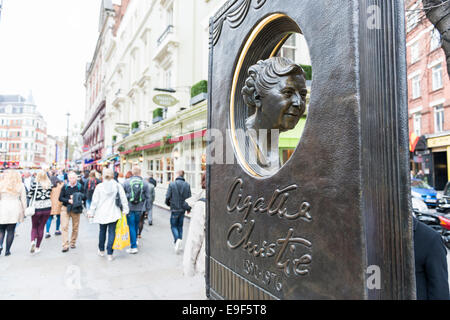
[226, 178, 313, 277]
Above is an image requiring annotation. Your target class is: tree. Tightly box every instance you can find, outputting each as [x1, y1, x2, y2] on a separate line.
[421, 0, 450, 76]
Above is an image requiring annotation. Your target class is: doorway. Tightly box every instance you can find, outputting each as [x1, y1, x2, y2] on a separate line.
[433, 151, 448, 190]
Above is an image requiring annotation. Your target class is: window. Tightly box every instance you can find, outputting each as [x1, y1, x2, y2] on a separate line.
[432, 64, 443, 91]
[413, 113, 421, 136]
[277, 34, 296, 62]
[434, 104, 444, 133]
[164, 68, 172, 89]
[412, 75, 421, 99]
[430, 28, 441, 51]
[410, 42, 420, 63]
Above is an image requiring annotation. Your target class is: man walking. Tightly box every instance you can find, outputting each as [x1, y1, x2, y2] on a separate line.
[147, 172, 157, 225]
[123, 166, 152, 254]
[59, 171, 85, 252]
[165, 170, 191, 254]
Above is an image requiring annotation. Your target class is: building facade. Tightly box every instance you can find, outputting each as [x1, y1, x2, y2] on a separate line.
[96, 0, 229, 205]
[406, 0, 450, 190]
[0, 94, 48, 169]
[82, 0, 116, 172]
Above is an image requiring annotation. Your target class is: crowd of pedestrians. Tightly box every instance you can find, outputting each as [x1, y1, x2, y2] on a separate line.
[0, 165, 204, 274]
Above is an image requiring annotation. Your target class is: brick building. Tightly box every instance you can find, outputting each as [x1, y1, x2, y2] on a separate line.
[406, 0, 450, 190]
[0, 94, 48, 169]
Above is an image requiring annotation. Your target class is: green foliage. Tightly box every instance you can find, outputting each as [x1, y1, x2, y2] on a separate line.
[118, 145, 125, 152]
[153, 108, 163, 119]
[112, 135, 117, 142]
[131, 121, 139, 129]
[300, 64, 312, 81]
[190, 80, 208, 98]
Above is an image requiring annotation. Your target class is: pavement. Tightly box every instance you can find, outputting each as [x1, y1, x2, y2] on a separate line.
[0, 206, 207, 300]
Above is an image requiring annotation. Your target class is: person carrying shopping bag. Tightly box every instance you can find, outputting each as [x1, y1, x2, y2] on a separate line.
[0, 170, 27, 256]
[87, 168, 129, 261]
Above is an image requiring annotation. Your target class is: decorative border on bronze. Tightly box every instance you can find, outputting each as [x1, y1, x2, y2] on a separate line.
[209, 257, 278, 300]
[212, 0, 268, 46]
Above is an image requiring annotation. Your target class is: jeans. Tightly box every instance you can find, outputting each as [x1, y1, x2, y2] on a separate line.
[31, 210, 51, 248]
[170, 212, 185, 243]
[99, 222, 116, 255]
[0, 224, 16, 254]
[127, 211, 142, 249]
[46, 215, 61, 233]
[86, 199, 92, 210]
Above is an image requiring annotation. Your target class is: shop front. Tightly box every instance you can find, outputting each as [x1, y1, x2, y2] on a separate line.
[427, 133, 450, 191]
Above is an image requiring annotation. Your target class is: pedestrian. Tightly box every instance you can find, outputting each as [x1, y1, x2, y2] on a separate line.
[125, 171, 133, 179]
[165, 170, 192, 254]
[148, 173, 157, 187]
[46, 172, 63, 238]
[81, 171, 89, 186]
[138, 179, 155, 236]
[414, 216, 450, 299]
[59, 171, 85, 252]
[87, 168, 129, 261]
[22, 170, 34, 197]
[117, 172, 125, 185]
[0, 170, 27, 256]
[147, 173, 157, 226]
[183, 172, 206, 276]
[123, 166, 152, 254]
[27, 170, 53, 254]
[84, 170, 101, 210]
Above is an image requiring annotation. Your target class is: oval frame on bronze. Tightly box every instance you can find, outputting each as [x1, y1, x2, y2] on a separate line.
[229, 14, 305, 178]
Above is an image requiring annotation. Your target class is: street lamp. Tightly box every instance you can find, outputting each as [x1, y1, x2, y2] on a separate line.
[65, 112, 70, 170]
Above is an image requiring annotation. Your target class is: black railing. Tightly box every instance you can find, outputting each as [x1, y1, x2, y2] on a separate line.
[157, 25, 174, 46]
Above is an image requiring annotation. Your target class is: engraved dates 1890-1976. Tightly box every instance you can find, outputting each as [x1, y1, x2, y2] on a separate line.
[226, 177, 313, 280]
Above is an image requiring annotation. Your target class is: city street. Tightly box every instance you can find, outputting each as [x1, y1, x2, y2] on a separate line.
[0, 206, 206, 300]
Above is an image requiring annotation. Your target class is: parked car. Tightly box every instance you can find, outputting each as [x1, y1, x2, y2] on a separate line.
[411, 178, 438, 208]
[437, 181, 450, 213]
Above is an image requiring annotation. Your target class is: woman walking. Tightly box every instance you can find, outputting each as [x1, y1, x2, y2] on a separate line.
[45, 173, 63, 238]
[87, 168, 129, 261]
[84, 170, 101, 210]
[28, 171, 53, 254]
[0, 170, 27, 256]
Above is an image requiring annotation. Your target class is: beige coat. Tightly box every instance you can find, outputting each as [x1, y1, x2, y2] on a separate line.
[50, 183, 63, 215]
[183, 190, 206, 277]
[0, 186, 27, 224]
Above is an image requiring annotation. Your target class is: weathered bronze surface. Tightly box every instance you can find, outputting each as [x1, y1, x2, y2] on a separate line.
[206, 0, 415, 300]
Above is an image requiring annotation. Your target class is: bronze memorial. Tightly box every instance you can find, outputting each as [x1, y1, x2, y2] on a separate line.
[206, 0, 416, 299]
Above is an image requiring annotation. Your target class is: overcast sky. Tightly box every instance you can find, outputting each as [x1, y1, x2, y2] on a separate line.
[0, 0, 104, 137]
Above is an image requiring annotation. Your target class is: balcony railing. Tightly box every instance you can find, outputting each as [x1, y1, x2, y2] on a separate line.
[157, 25, 174, 46]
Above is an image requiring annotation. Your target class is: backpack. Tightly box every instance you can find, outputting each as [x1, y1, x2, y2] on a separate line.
[129, 177, 144, 205]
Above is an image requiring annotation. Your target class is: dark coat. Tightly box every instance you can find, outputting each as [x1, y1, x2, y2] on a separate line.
[414, 217, 450, 300]
[165, 177, 192, 213]
[149, 177, 157, 187]
[59, 182, 85, 213]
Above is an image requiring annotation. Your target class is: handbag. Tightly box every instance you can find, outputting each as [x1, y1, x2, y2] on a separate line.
[25, 183, 38, 217]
